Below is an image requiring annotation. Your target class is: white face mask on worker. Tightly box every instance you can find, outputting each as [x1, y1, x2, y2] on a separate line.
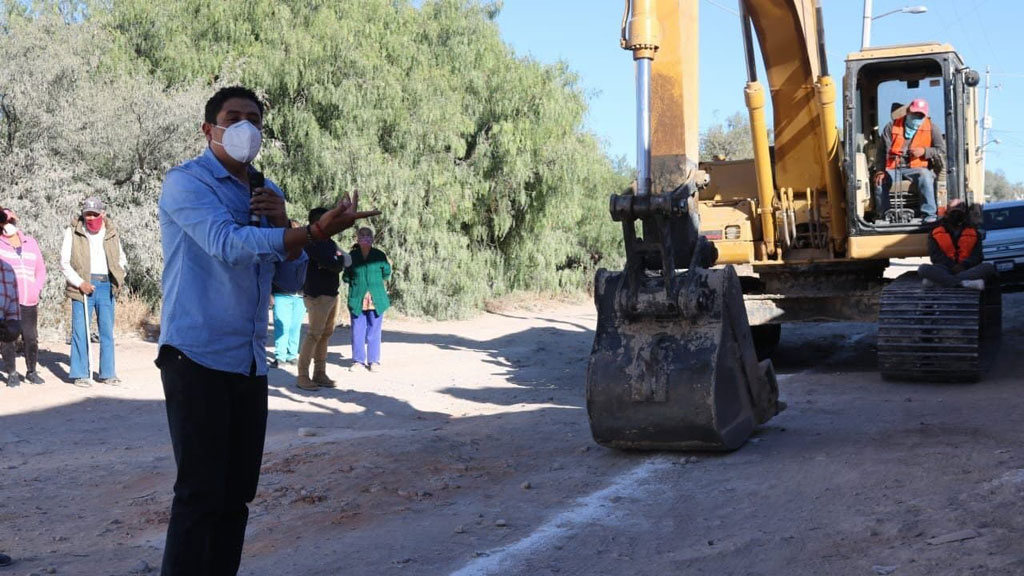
[212, 120, 262, 164]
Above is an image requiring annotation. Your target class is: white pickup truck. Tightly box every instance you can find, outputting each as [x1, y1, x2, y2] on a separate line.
[983, 200, 1024, 289]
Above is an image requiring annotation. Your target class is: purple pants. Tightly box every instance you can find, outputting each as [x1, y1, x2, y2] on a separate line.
[351, 310, 382, 366]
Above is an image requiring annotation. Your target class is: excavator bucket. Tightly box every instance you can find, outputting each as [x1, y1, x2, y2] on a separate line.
[587, 265, 782, 451]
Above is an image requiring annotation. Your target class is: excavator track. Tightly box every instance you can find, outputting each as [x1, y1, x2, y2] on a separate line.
[877, 273, 1000, 382]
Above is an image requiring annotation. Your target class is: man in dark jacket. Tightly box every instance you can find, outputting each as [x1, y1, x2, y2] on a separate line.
[296, 207, 350, 390]
[918, 199, 995, 290]
[873, 98, 946, 223]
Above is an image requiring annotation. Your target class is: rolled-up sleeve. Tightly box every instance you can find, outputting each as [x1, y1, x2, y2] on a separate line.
[161, 168, 290, 266]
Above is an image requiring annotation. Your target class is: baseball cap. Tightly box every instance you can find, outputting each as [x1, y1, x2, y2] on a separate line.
[82, 197, 105, 214]
[908, 99, 929, 116]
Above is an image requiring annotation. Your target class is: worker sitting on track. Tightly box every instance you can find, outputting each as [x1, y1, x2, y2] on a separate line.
[873, 98, 945, 223]
[918, 199, 994, 290]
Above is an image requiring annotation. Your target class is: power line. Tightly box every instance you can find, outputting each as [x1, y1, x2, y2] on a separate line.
[963, 1, 1004, 73]
[949, 0, 985, 67]
[705, 0, 739, 17]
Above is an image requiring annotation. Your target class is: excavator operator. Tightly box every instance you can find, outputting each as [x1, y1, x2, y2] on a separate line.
[872, 98, 946, 223]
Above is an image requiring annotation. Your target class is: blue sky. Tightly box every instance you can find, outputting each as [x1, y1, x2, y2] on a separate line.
[495, 0, 1024, 184]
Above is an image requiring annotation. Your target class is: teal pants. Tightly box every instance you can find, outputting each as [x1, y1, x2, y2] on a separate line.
[272, 293, 305, 362]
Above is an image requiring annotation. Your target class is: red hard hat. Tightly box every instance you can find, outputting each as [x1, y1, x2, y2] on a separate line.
[908, 98, 929, 116]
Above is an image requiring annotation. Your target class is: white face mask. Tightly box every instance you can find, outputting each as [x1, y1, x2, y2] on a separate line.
[213, 120, 262, 164]
[2, 224, 16, 237]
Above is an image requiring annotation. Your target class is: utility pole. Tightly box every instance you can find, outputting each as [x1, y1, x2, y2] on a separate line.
[982, 66, 992, 166]
[861, 0, 873, 50]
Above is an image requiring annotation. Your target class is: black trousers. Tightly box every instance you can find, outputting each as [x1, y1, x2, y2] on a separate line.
[918, 262, 996, 288]
[158, 346, 268, 576]
[1, 304, 37, 373]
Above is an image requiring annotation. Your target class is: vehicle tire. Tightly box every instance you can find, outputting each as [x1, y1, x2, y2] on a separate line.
[751, 324, 782, 361]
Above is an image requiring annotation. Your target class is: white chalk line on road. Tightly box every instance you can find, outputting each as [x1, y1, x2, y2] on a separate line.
[450, 372, 803, 576]
[448, 457, 674, 576]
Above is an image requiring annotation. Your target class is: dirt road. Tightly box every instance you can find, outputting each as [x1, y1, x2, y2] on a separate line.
[2, 290, 1023, 575]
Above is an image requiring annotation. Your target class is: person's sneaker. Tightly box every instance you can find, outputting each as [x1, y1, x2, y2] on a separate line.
[6, 372, 19, 388]
[268, 358, 280, 368]
[98, 377, 122, 386]
[286, 358, 298, 366]
[923, 215, 938, 224]
[296, 376, 318, 391]
[90, 332, 100, 343]
[348, 363, 365, 372]
[312, 373, 337, 388]
[921, 278, 935, 288]
[368, 363, 381, 373]
[72, 378, 93, 388]
[961, 278, 986, 291]
[25, 371, 44, 385]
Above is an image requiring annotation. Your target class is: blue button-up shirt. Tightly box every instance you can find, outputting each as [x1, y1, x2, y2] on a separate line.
[159, 148, 308, 376]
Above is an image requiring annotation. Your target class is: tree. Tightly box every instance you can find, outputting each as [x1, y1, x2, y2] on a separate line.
[985, 169, 1024, 202]
[700, 112, 756, 161]
[0, 1, 208, 330]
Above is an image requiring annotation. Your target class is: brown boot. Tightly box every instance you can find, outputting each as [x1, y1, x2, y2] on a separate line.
[312, 372, 336, 388]
[296, 376, 318, 391]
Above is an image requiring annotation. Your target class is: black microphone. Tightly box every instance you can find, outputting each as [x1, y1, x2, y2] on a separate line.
[249, 171, 265, 226]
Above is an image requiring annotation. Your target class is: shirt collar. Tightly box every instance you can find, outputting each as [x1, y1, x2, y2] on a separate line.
[201, 147, 235, 181]
[201, 147, 263, 188]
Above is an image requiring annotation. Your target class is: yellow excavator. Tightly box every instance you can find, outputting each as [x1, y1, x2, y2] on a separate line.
[587, 0, 999, 450]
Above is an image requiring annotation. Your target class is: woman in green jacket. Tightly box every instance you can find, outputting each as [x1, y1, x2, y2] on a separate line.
[343, 227, 391, 371]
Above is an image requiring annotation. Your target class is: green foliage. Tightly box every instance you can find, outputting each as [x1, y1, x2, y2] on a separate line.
[699, 112, 757, 162]
[1, 0, 627, 323]
[985, 169, 1024, 202]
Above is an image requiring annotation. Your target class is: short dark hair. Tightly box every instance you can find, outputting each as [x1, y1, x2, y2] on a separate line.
[308, 207, 328, 224]
[204, 86, 264, 124]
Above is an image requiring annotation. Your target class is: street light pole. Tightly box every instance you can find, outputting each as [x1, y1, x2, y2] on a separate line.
[978, 138, 1001, 154]
[861, 2, 928, 50]
[862, 0, 873, 51]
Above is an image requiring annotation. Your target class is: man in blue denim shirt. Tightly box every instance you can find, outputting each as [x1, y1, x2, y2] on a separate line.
[158, 86, 378, 576]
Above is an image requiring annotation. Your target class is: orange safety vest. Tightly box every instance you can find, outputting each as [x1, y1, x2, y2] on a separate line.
[886, 116, 932, 170]
[931, 225, 978, 264]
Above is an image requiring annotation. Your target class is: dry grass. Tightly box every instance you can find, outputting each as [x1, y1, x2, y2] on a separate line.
[483, 290, 590, 315]
[116, 294, 160, 341]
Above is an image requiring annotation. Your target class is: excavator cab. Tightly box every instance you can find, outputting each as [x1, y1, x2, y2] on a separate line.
[844, 45, 983, 233]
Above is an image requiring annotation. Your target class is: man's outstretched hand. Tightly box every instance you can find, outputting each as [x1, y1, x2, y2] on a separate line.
[282, 190, 380, 259]
[318, 191, 380, 237]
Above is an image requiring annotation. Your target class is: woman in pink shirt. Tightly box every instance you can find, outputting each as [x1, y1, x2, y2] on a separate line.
[0, 209, 47, 386]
